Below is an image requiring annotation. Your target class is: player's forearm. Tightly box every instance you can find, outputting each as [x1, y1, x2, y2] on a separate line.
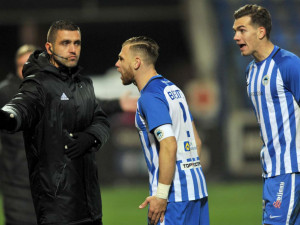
[158, 136, 177, 185]
[192, 122, 202, 159]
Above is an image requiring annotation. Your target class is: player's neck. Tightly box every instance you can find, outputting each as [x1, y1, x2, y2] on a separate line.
[136, 68, 158, 92]
[253, 41, 274, 62]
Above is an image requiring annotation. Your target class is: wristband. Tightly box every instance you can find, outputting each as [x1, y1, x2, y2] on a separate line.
[155, 182, 171, 199]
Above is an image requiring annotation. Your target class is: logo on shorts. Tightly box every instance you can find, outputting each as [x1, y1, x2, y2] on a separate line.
[184, 141, 190, 151]
[270, 215, 281, 219]
[273, 182, 284, 209]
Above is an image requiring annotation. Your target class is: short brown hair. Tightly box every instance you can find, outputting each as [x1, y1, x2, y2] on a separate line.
[234, 4, 272, 39]
[47, 20, 81, 43]
[123, 36, 159, 65]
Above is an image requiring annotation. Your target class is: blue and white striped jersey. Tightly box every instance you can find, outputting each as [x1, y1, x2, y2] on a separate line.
[135, 75, 208, 202]
[246, 45, 300, 178]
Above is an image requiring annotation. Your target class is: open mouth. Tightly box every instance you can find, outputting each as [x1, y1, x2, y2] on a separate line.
[239, 44, 246, 49]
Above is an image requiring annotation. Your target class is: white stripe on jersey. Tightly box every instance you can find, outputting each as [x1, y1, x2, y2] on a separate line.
[194, 167, 202, 198]
[286, 173, 295, 224]
[248, 64, 259, 122]
[149, 133, 159, 195]
[199, 168, 208, 197]
[265, 60, 281, 176]
[277, 70, 293, 174]
[173, 165, 182, 202]
[183, 165, 196, 200]
[139, 131, 152, 168]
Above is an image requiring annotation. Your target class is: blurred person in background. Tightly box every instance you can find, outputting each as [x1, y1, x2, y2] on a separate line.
[0, 20, 110, 225]
[0, 44, 38, 225]
[233, 4, 300, 225]
[115, 36, 209, 225]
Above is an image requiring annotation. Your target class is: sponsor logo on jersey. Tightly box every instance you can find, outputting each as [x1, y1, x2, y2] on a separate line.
[184, 141, 190, 151]
[180, 160, 201, 170]
[250, 91, 263, 96]
[178, 141, 197, 153]
[273, 182, 284, 209]
[262, 75, 270, 86]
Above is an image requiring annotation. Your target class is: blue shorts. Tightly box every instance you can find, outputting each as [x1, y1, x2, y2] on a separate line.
[151, 197, 209, 225]
[262, 173, 300, 225]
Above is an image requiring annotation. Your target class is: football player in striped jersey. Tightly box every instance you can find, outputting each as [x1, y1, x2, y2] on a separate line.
[116, 36, 209, 225]
[233, 4, 300, 225]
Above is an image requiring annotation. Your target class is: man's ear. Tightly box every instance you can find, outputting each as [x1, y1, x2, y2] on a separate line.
[134, 57, 141, 70]
[45, 42, 52, 55]
[258, 27, 266, 40]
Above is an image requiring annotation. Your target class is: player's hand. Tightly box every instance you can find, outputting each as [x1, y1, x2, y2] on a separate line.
[139, 196, 167, 225]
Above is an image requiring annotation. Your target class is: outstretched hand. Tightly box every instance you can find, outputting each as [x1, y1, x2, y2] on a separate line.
[139, 196, 167, 225]
[0, 110, 16, 131]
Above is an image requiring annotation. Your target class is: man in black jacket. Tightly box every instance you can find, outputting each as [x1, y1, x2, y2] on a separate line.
[0, 20, 110, 225]
[0, 44, 38, 225]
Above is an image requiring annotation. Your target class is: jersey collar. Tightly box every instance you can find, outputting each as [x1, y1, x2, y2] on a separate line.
[141, 74, 162, 93]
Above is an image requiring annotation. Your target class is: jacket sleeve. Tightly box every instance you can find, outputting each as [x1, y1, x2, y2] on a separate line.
[2, 77, 45, 132]
[84, 99, 110, 151]
[96, 98, 122, 116]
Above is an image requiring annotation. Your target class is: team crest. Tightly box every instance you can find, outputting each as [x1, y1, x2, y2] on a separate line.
[262, 75, 270, 86]
[155, 129, 164, 141]
[184, 141, 190, 151]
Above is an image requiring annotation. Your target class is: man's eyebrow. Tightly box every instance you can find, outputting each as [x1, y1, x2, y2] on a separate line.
[234, 25, 246, 30]
[59, 39, 71, 43]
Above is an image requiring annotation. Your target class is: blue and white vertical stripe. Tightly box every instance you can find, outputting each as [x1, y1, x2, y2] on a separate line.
[246, 46, 300, 178]
[135, 75, 208, 202]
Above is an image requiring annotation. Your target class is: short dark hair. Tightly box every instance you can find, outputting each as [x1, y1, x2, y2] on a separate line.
[123, 36, 159, 65]
[47, 20, 81, 43]
[234, 4, 272, 39]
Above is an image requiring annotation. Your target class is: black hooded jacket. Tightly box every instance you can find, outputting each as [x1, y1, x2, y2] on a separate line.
[3, 50, 110, 225]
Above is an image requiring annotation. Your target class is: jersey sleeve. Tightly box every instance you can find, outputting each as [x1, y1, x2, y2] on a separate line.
[139, 93, 172, 132]
[279, 55, 300, 103]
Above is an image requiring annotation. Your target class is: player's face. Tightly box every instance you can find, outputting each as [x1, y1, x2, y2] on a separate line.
[115, 44, 135, 85]
[16, 52, 32, 80]
[233, 16, 261, 57]
[48, 30, 81, 68]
